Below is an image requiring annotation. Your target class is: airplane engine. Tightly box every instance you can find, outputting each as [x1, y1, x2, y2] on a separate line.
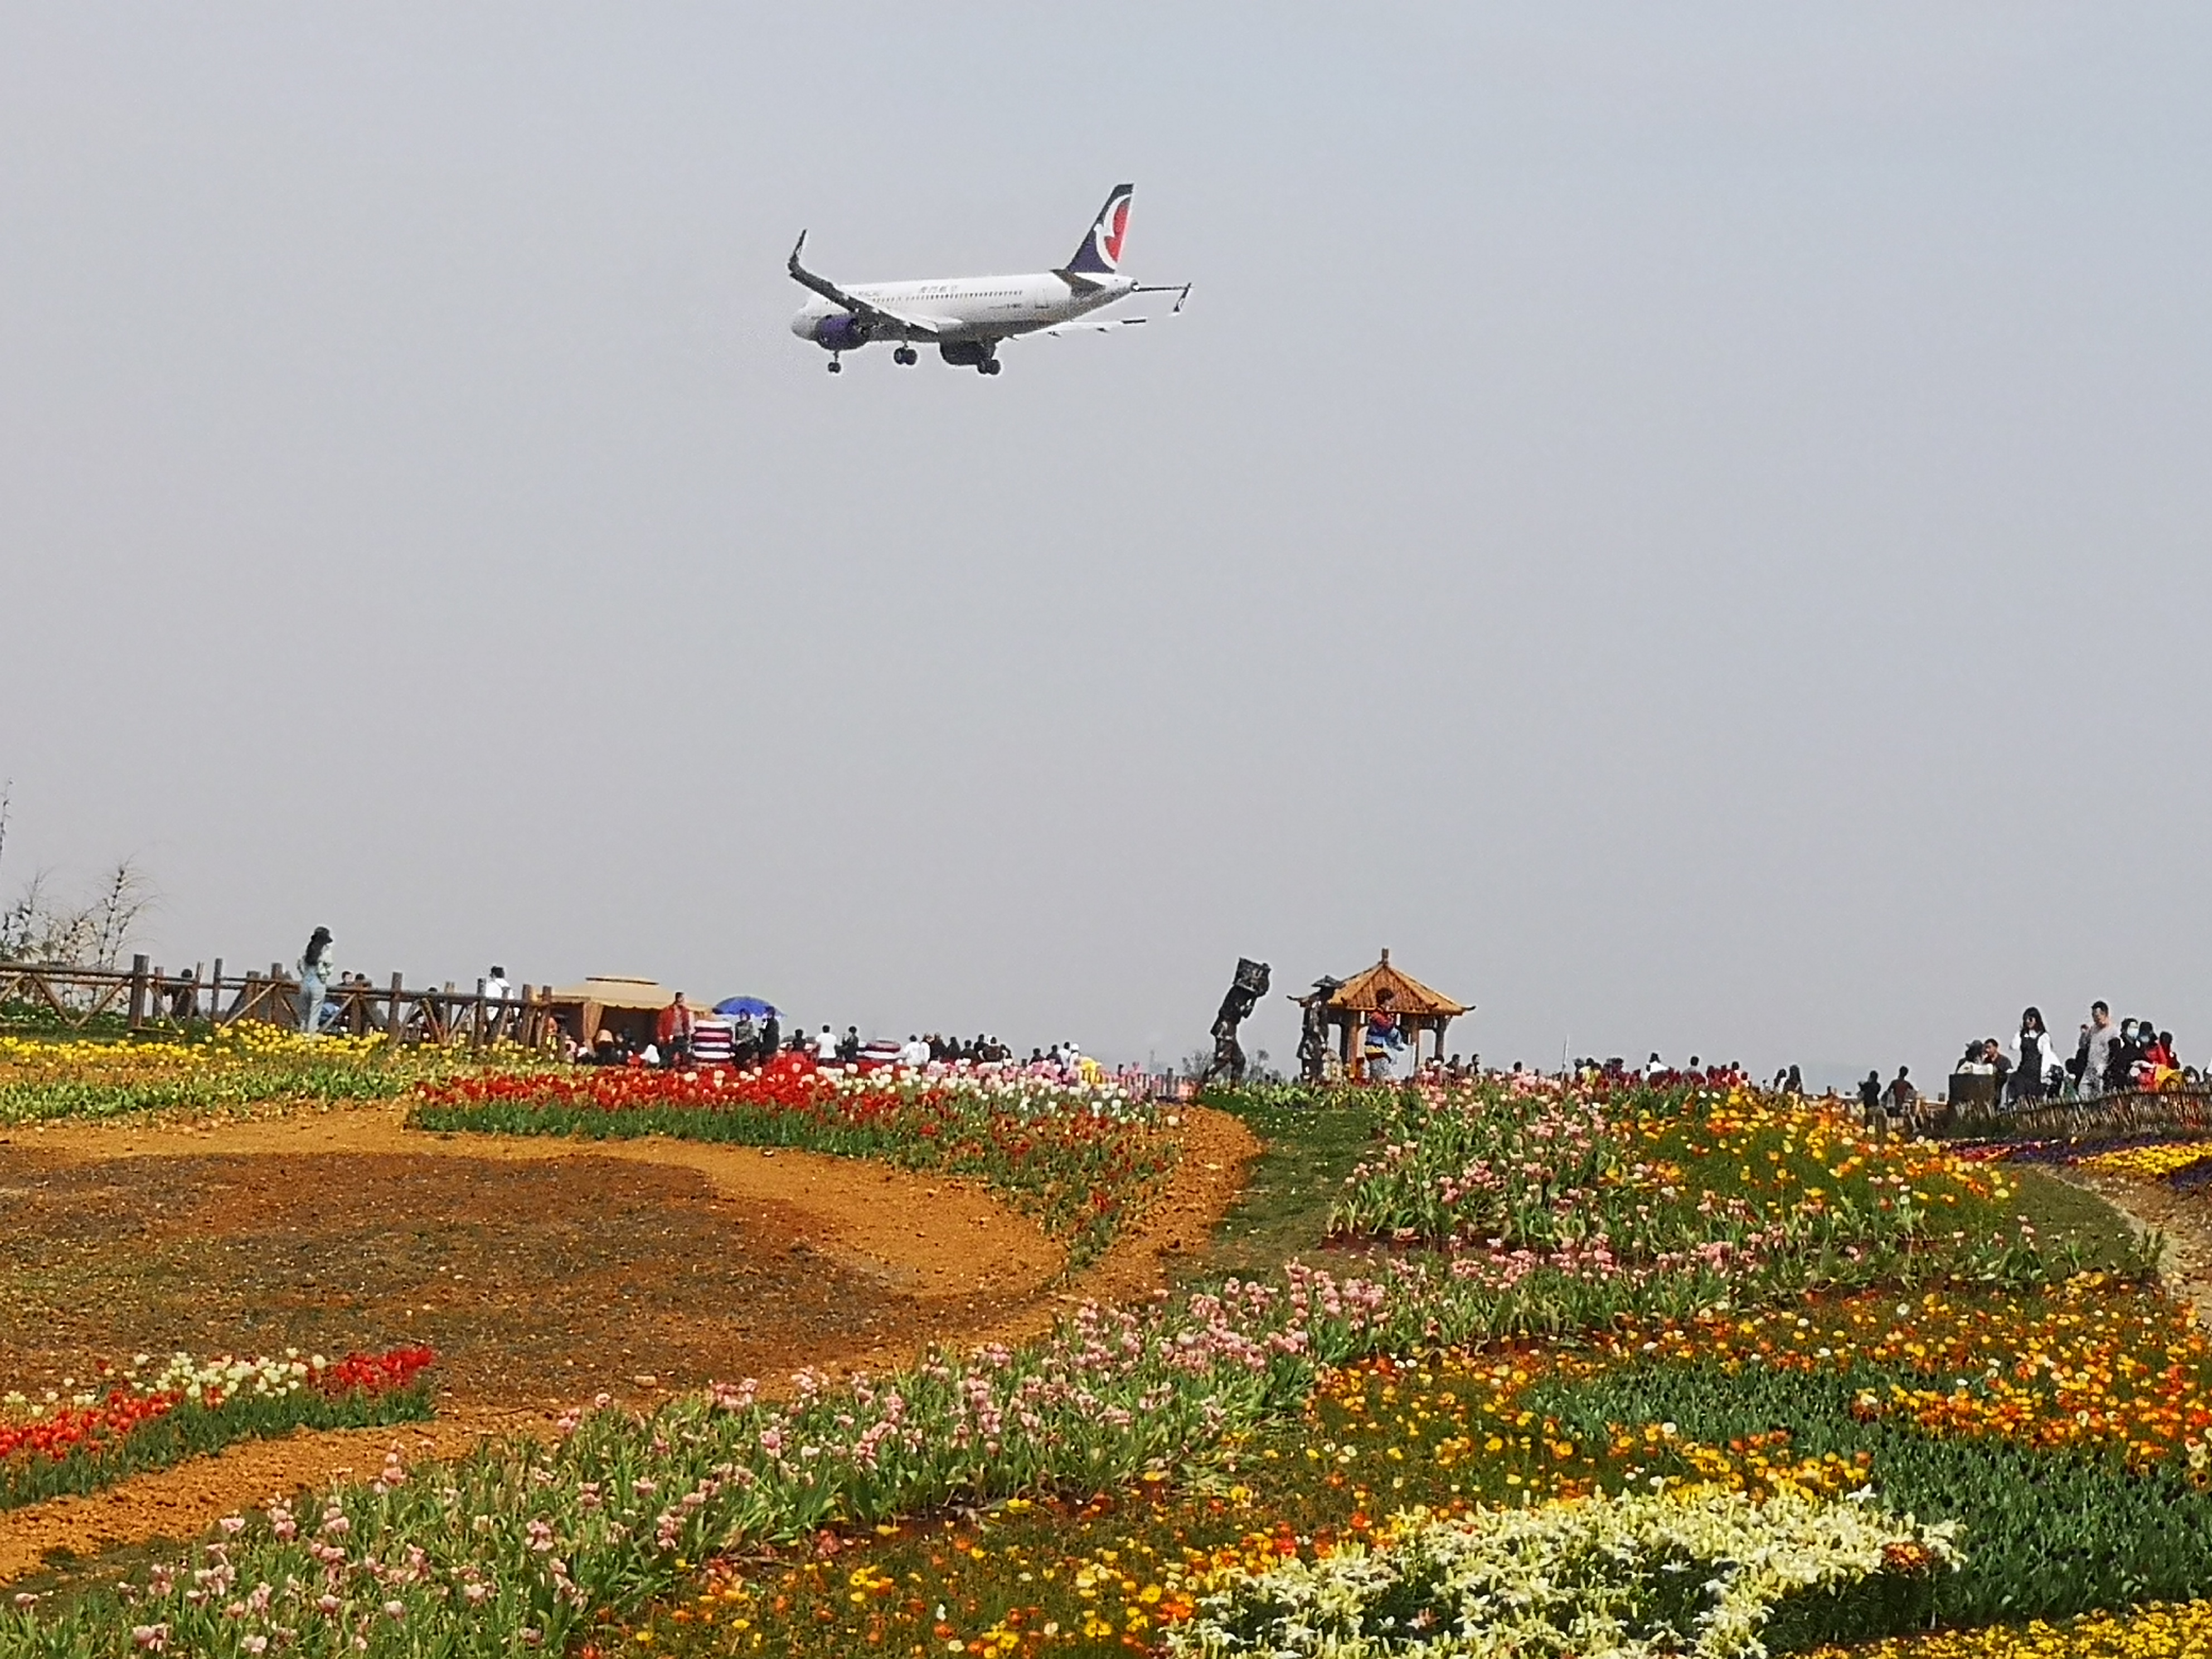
[811, 313, 871, 352]
[937, 340, 991, 367]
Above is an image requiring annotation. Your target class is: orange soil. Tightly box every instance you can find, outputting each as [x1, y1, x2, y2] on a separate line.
[0, 1103, 1257, 1582]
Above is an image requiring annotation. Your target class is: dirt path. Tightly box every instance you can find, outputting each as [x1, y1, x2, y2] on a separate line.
[0, 1103, 1258, 1583]
[2058, 1165, 2212, 1326]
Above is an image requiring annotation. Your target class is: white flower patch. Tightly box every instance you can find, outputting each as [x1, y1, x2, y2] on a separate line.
[1171, 1486, 1960, 1658]
[143, 1352, 312, 1405]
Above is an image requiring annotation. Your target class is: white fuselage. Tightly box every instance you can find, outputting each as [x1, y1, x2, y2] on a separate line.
[789, 271, 1135, 345]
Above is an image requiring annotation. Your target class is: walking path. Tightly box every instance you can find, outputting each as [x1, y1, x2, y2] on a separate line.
[2060, 1164, 2212, 1326]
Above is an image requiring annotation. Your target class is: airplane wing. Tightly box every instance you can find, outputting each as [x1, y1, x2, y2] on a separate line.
[787, 232, 946, 338]
[1013, 283, 1192, 340]
[1014, 316, 1155, 340]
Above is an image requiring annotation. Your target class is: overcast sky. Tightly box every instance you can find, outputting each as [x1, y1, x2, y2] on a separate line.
[3, 4, 2207, 1081]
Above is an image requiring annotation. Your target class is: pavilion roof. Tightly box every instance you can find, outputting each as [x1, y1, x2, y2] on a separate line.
[1325, 949, 1468, 1018]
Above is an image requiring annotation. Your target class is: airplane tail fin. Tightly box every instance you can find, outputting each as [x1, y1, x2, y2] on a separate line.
[1063, 183, 1134, 277]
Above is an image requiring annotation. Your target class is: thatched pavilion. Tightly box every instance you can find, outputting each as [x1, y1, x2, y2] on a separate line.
[1297, 949, 1469, 1081]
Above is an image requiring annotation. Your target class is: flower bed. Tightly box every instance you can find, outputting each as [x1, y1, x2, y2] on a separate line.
[409, 1057, 1177, 1268]
[1806, 1600, 2212, 1659]
[2076, 1138, 2212, 1181]
[1956, 1127, 2212, 1194]
[1331, 1079, 2029, 1284]
[1, 1347, 435, 1510]
[1173, 1489, 1958, 1658]
[0, 1028, 508, 1124]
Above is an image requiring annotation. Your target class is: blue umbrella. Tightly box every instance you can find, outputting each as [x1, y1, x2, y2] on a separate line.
[712, 996, 779, 1019]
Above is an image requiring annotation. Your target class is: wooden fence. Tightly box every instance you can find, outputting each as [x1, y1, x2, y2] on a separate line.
[0, 957, 559, 1051]
[1940, 1086, 2212, 1148]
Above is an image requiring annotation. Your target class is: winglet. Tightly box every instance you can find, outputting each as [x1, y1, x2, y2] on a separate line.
[783, 232, 944, 340]
[786, 230, 844, 308]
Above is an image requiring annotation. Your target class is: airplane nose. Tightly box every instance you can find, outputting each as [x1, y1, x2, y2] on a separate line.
[789, 310, 817, 339]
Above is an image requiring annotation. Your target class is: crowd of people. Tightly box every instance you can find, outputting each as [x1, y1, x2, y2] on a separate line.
[1417, 1030, 2201, 1141]
[565, 991, 1096, 1080]
[1952, 1000, 2192, 1105]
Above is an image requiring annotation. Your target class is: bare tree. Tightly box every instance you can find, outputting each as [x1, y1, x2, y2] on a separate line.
[0, 868, 57, 961]
[85, 859, 157, 969]
[0, 785, 158, 968]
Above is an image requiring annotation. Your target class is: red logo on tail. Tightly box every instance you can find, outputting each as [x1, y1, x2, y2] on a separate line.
[1101, 197, 1131, 265]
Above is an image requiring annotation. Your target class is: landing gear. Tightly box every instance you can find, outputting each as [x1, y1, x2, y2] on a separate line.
[936, 341, 1003, 374]
[827, 355, 842, 375]
[893, 346, 918, 366]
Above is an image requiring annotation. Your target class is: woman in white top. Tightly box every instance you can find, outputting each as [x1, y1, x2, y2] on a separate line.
[2010, 1006, 2061, 1105]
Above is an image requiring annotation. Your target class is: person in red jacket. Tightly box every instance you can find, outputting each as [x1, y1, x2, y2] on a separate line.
[656, 992, 696, 1070]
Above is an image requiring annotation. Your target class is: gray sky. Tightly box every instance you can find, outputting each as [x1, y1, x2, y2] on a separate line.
[3, 4, 2208, 1082]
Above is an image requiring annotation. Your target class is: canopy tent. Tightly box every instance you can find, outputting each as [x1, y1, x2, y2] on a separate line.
[543, 976, 682, 1049]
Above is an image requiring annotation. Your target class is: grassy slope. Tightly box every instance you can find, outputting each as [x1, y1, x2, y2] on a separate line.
[1180, 1092, 1377, 1282]
[2007, 1165, 2142, 1272]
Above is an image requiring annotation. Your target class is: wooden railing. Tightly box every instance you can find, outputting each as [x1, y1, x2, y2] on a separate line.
[1937, 1086, 2212, 1146]
[0, 956, 560, 1051]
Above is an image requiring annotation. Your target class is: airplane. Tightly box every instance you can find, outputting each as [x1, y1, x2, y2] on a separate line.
[787, 184, 1189, 376]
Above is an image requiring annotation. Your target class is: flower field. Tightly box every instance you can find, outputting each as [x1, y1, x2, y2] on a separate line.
[0, 1028, 510, 1125]
[1, 1346, 435, 1510]
[408, 1059, 1177, 1268]
[633, 1272, 2212, 1656]
[1330, 1077, 2046, 1292]
[4, 1074, 2211, 1658]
